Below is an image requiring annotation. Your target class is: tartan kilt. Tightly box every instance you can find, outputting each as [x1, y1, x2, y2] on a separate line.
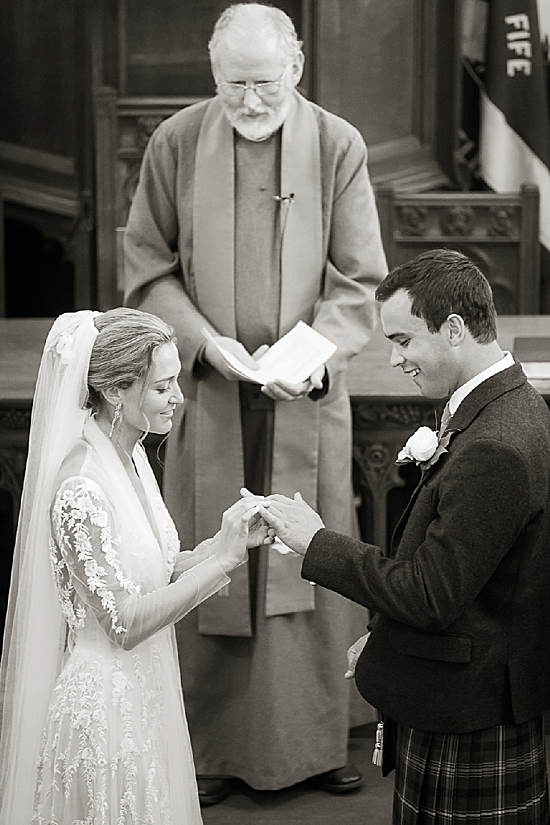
[393, 717, 549, 824]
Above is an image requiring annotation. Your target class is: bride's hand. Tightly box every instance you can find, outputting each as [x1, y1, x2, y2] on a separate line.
[238, 487, 275, 548]
[215, 498, 263, 573]
[246, 511, 276, 548]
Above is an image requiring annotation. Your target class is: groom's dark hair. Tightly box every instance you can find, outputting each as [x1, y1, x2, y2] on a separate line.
[375, 248, 498, 344]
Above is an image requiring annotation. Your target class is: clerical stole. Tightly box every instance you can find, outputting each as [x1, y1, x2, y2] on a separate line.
[192, 93, 324, 635]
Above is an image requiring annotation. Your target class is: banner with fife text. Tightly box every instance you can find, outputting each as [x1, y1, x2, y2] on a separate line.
[480, 0, 550, 250]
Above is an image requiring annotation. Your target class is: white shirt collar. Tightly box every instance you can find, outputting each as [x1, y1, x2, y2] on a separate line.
[448, 352, 515, 416]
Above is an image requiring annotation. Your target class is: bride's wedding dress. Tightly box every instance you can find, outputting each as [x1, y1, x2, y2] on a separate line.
[32, 416, 228, 824]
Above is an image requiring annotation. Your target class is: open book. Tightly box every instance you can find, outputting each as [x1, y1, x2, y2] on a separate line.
[203, 321, 337, 385]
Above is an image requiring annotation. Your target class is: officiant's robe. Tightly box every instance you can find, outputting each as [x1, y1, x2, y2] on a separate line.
[124, 93, 388, 789]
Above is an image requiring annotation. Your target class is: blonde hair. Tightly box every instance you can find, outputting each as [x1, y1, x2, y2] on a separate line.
[86, 308, 176, 412]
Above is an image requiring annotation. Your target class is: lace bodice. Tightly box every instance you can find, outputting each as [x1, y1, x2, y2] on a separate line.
[50, 477, 142, 641]
[49, 463, 228, 650]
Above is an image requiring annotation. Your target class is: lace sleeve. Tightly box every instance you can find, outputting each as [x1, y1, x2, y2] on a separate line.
[50, 477, 230, 649]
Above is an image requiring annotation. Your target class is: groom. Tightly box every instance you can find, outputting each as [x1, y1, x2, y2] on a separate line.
[259, 249, 550, 823]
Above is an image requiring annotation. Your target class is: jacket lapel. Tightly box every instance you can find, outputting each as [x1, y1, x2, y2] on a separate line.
[445, 360, 525, 432]
[391, 453, 453, 551]
[390, 362, 527, 553]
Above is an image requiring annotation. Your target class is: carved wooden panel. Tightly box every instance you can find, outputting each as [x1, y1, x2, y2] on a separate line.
[0, 406, 30, 533]
[377, 183, 541, 314]
[351, 399, 438, 551]
[94, 88, 199, 307]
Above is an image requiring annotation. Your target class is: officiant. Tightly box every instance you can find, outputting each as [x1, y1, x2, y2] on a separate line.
[124, 2, 387, 805]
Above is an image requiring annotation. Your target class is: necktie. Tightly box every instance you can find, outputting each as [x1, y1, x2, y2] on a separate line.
[439, 401, 453, 437]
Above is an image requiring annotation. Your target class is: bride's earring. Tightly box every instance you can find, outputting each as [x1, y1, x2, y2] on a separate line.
[109, 402, 122, 439]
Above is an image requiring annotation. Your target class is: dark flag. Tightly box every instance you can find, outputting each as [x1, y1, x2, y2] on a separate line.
[480, 0, 550, 250]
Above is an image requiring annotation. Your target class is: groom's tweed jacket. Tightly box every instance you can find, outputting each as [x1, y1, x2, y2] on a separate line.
[302, 362, 550, 733]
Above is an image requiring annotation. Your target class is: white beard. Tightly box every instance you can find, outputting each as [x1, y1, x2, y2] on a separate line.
[221, 97, 291, 142]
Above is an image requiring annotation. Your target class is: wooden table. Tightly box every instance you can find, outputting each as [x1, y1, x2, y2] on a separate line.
[1, 316, 549, 548]
[347, 313, 550, 398]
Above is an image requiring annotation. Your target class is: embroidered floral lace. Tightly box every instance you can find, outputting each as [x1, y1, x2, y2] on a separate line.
[32, 422, 228, 824]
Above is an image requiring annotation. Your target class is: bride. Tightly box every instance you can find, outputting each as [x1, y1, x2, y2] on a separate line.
[0, 308, 271, 824]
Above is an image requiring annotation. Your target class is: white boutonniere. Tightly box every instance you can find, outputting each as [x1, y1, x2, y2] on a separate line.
[396, 425, 455, 471]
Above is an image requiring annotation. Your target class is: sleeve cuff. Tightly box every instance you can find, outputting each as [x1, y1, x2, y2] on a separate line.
[308, 368, 330, 401]
[192, 342, 212, 380]
[188, 554, 231, 604]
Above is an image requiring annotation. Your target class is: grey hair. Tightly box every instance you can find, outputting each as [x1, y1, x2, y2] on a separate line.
[86, 307, 176, 413]
[208, 3, 303, 66]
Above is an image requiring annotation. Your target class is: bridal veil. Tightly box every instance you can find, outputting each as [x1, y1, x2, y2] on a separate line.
[0, 311, 99, 823]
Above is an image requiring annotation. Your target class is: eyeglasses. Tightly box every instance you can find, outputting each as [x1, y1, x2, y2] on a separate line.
[216, 68, 287, 100]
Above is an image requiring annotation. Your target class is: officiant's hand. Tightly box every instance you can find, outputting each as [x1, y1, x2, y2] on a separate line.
[204, 335, 259, 381]
[261, 365, 325, 402]
[259, 492, 324, 554]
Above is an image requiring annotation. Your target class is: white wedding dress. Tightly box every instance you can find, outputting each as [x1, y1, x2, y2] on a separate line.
[32, 416, 228, 824]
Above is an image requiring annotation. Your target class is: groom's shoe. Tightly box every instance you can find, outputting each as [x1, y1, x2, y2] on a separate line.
[197, 776, 233, 806]
[312, 762, 364, 793]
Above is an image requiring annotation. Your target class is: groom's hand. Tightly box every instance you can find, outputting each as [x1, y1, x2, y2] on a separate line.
[259, 492, 324, 555]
